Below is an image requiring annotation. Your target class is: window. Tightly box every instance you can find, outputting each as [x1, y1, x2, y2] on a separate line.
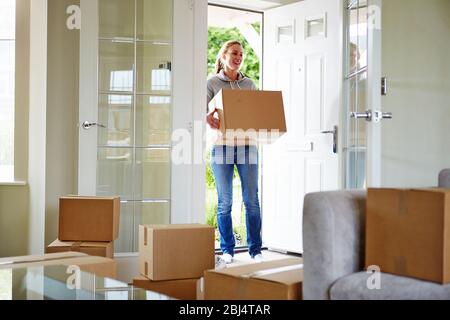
[0, 0, 16, 182]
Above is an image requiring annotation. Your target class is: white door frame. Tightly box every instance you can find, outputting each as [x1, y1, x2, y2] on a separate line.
[366, 0, 382, 187]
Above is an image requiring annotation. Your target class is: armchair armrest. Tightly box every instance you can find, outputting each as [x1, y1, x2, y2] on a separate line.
[302, 190, 367, 300]
[439, 169, 450, 188]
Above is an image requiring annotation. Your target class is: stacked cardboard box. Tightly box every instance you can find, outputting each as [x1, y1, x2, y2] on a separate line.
[132, 224, 215, 300]
[46, 196, 120, 259]
[365, 188, 450, 284]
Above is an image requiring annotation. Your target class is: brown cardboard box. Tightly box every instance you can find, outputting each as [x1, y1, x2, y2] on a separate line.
[208, 89, 287, 143]
[0, 252, 117, 279]
[139, 224, 215, 281]
[59, 196, 120, 241]
[46, 239, 114, 259]
[133, 276, 198, 300]
[204, 257, 303, 300]
[366, 188, 450, 284]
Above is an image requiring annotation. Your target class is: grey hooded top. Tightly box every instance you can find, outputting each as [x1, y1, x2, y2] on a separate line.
[206, 70, 257, 112]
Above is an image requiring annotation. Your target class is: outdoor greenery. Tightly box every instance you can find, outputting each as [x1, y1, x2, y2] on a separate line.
[207, 24, 260, 88]
[205, 23, 261, 246]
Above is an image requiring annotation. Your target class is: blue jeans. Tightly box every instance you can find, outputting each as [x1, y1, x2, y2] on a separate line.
[211, 145, 262, 257]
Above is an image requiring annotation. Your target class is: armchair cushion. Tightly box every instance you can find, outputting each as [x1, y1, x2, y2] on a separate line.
[330, 271, 450, 300]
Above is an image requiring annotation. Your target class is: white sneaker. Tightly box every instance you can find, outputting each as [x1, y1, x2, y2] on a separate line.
[221, 253, 233, 264]
[252, 253, 264, 263]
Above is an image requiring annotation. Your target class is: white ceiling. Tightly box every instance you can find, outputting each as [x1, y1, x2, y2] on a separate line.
[208, 0, 302, 12]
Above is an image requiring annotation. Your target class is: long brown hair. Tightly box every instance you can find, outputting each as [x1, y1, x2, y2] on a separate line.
[215, 40, 243, 74]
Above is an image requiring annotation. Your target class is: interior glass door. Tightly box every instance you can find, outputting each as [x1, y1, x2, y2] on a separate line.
[96, 0, 173, 253]
[343, 0, 368, 189]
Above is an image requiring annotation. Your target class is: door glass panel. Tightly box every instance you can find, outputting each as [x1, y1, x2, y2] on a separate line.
[136, 0, 172, 42]
[133, 201, 170, 251]
[97, 148, 133, 199]
[277, 25, 293, 44]
[135, 95, 171, 146]
[135, 148, 171, 200]
[99, 0, 135, 39]
[99, 41, 134, 93]
[115, 201, 134, 253]
[343, 0, 368, 189]
[306, 18, 325, 38]
[95, 0, 173, 253]
[136, 42, 172, 94]
[98, 94, 134, 147]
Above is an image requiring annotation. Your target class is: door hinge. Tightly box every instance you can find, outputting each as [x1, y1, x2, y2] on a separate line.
[189, 0, 194, 10]
[381, 77, 388, 96]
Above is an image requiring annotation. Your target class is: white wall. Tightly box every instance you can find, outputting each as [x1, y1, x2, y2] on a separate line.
[45, 0, 80, 246]
[381, 0, 450, 187]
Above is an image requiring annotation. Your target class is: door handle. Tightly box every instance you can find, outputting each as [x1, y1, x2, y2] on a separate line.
[321, 125, 338, 154]
[350, 110, 393, 123]
[82, 121, 106, 130]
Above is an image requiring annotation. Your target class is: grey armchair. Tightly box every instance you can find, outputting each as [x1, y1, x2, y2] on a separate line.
[302, 169, 450, 300]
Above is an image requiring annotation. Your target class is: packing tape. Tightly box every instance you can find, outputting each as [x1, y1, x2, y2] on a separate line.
[240, 264, 303, 279]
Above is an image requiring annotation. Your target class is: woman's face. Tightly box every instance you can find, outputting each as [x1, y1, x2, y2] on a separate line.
[222, 44, 244, 71]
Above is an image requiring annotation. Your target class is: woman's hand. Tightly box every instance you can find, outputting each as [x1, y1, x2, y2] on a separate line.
[206, 108, 220, 129]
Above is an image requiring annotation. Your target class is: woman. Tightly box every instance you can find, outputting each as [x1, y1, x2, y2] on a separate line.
[206, 40, 263, 264]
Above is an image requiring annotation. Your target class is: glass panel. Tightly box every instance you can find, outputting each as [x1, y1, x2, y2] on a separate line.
[306, 18, 325, 38]
[97, 148, 133, 199]
[136, 43, 172, 94]
[134, 201, 170, 251]
[136, 0, 172, 42]
[135, 148, 171, 200]
[135, 95, 171, 146]
[348, 6, 359, 75]
[277, 25, 293, 44]
[98, 94, 134, 146]
[115, 201, 134, 253]
[99, 40, 134, 93]
[99, 0, 135, 39]
[0, 41, 15, 181]
[357, 3, 368, 70]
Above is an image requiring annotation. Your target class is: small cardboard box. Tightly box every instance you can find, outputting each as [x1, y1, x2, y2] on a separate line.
[46, 239, 114, 259]
[139, 224, 215, 281]
[366, 188, 450, 284]
[0, 252, 117, 279]
[59, 196, 120, 242]
[208, 89, 287, 143]
[204, 257, 303, 300]
[133, 276, 198, 300]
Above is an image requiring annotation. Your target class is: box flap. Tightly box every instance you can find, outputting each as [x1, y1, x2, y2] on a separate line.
[143, 224, 213, 230]
[48, 239, 80, 248]
[80, 242, 112, 248]
[60, 195, 119, 200]
[207, 258, 303, 285]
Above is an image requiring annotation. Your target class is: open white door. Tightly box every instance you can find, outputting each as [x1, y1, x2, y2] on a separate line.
[262, 0, 342, 253]
[78, 0, 207, 253]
